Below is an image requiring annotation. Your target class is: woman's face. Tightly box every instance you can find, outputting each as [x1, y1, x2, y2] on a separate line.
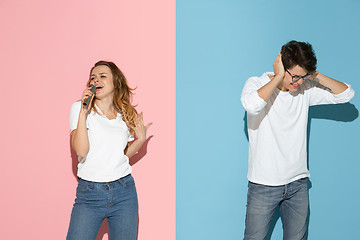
[89, 65, 115, 100]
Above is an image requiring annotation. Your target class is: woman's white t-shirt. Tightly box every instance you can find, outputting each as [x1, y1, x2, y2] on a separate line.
[70, 101, 134, 182]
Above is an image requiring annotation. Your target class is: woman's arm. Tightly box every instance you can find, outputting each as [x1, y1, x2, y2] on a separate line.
[125, 112, 152, 159]
[71, 113, 90, 158]
[71, 87, 95, 158]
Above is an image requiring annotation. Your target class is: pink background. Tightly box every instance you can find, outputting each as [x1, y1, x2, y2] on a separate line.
[0, 0, 175, 239]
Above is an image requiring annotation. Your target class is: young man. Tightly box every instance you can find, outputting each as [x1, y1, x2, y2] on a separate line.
[241, 41, 355, 240]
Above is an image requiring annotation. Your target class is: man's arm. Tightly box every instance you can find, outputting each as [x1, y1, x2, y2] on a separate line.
[257, 53, 285, 101]
[241, 53, 285, 115]
[310, 72, 348, 95]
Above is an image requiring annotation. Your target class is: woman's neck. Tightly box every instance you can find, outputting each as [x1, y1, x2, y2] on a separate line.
[95, 97, 115, 114]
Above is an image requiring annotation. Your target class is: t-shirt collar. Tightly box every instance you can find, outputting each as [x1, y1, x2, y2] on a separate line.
[94, 104, 121, 120]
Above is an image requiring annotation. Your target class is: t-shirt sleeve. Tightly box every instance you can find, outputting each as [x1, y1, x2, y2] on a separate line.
[128, 132, 135, 142]
[241, 77, 268, 115]
[308, 82, 355, 106]
[70, 101, 82, 133]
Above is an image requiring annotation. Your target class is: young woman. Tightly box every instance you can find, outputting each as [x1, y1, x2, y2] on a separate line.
[67, 61, 151, 240]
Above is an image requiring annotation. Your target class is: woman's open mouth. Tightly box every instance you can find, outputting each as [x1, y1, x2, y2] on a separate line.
[96, 86, 104, 91]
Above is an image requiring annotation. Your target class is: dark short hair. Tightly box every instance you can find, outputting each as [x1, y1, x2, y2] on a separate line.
[281, 40, 317, 73]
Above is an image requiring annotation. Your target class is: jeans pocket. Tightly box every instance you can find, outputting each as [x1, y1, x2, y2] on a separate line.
[123, 175, 135, 189]
[76, 180, 92, 194]
[299, 177, 309, 189]
[295, 177, 308, 185]
[300, 177, 308, 182]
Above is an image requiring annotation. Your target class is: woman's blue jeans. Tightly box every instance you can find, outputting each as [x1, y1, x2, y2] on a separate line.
[244, 177, 309, 240]
[67, 174, 138, 240]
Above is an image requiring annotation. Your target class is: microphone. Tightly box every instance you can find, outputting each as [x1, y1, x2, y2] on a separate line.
[83, 84, 96, 107]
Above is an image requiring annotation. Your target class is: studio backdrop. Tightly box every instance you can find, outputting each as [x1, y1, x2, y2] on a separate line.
[1, 0, 359, 240]
[0, 0, 175, 239]
[176, 0, 359, 239]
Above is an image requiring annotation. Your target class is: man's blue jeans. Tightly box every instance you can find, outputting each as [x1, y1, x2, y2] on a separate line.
[244, 177, 309, 240]
[66, 174, 138, 240]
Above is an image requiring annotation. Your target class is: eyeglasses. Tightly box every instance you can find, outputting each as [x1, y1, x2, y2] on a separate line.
[285, 69, 312, 83]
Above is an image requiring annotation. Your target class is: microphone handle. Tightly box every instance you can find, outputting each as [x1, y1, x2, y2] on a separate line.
[83, 85, 96, 107]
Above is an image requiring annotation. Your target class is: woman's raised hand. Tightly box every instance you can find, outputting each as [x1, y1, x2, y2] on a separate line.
[134, 112, 152, 142]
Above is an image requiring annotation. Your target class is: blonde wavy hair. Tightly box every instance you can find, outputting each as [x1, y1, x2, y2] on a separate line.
[87, 61, 138, 134]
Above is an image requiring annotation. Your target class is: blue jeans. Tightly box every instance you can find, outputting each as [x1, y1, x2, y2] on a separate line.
[244, 178, 309, 240]
[67, 174, 138, 240]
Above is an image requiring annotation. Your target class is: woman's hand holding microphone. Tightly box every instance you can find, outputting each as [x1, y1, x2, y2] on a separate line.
[81, 85, 96, 114]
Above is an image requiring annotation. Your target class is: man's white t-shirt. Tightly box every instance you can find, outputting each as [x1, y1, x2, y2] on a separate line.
[70, 101, 134, 182]
[241, 72, 355, 186]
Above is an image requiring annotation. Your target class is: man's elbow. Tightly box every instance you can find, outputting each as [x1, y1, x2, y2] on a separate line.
[245, 108, 262, 115]
[334, 85, 355, 103]
[241, 101, 262, 115]
[241, 95, 264, 115]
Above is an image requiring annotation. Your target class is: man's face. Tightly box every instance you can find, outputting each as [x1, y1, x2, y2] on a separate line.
[281, 65, 309, 92]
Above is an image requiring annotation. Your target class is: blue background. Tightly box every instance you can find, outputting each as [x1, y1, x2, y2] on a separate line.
[176, 0, 359, 239]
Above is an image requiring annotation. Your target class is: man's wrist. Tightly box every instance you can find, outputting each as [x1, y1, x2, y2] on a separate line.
[273, 74, 284, 83]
